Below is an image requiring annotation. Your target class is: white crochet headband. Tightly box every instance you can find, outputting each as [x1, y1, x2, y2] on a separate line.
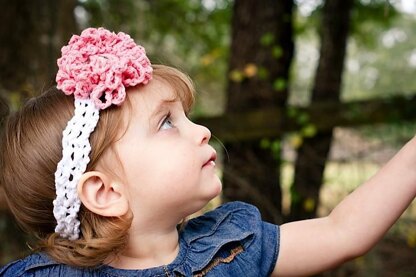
[53, 27, 153, 240]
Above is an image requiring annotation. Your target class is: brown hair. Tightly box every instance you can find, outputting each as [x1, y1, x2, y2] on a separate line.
[0, 64, 195, 267]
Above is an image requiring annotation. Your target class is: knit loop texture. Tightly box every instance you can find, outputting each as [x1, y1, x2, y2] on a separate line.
[52, 27, 152, 240]
[53, 98, 99, 240]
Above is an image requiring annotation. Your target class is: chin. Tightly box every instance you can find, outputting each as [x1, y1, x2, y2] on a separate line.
[213, 180, 222, 196]
[204, 178, 222, 198]
[203, 182, 222, 206]
[214, 177, 223, 194]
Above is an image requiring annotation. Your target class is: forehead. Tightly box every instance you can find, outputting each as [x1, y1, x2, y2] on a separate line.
[128, 78, 177, 113]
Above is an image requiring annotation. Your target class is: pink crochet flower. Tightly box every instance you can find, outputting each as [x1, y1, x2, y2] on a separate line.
[56, 27, 153, 109]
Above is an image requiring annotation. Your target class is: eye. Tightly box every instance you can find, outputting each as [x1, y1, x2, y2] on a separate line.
[160, 113, 175, 130]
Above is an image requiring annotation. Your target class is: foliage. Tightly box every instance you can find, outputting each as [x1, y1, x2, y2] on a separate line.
[1, 0, 415, 270]
[350, 0, 399, 48]
[344, 14, 416, 102]
[79, 0, 232, 116]
[291, 0, 415, 108]
[295, 0, 399, 47]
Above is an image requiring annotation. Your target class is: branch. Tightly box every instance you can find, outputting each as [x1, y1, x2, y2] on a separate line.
[195, 94, 416, 142]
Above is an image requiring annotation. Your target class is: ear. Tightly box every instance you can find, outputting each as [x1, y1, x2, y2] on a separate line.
[77, 171, 129, 217]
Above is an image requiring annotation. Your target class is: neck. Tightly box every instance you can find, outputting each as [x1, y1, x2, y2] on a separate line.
[107, 224, 180, 270]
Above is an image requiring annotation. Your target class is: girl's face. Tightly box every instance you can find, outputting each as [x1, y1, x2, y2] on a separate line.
[115, 78, 222, 224]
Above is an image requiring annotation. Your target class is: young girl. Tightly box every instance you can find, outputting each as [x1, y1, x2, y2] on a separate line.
[0, 27, 414, 277]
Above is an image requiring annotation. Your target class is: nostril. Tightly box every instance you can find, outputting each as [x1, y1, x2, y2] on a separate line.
[202, 126, 211, 144]
[195, 124, 210, 145]
[190, 120, 211, 144]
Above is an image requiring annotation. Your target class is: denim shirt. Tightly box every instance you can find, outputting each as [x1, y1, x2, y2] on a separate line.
[1, 201, 280, 277]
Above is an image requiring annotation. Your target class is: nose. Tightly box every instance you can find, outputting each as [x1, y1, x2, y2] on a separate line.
[191, 121, 211, 145]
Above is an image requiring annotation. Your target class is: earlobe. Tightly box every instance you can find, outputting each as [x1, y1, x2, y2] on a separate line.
[77, 171, 129, 217]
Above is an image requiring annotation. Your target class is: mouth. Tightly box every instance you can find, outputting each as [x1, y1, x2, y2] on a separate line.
[203, 151, 217, 167]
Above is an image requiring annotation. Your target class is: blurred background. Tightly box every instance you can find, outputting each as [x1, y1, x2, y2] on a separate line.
[0, 0, 415, 275]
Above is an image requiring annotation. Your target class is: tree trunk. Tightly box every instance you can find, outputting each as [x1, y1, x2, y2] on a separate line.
[223, 0, 294, 223]
[289, 0, 354, 220]
[0, 0, 77, 265]
[0, 0, 77, 98]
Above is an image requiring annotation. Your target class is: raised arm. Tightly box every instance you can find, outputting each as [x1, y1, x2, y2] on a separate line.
[272, 136, 416, 276]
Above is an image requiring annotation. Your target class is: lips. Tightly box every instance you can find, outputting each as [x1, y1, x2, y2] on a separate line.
[203, 151, 217, 167]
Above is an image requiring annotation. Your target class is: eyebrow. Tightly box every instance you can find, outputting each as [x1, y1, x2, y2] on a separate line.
[149, 98, 178, 120]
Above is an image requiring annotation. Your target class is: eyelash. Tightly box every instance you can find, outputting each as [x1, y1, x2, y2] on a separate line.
[159, 112, 175, 131]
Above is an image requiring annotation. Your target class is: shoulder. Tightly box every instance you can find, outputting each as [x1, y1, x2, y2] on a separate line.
[185, 201, 259, 227]
[184, 201, 276, 240]
[0, 253, 100, 277]
[1, 253, 52, 277]
[178, 201, 280, 277]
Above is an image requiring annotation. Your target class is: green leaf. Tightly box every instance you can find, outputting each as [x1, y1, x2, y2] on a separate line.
[301, 124, 317, 137]
[303, 198, 315, 212]
[271, 140, 281, 160]
[297, 112, 310, 125]
[289, 133, 303, 148]
[287, 107, 298, 118]
[260, 138, 271, 149]
[229, 69, 244, 82]
[257, 66, 269, 80]
[273, 78, 287, 91]
[290, 185, 300, 204]
[272, 46, 283, 59]
[260, 32, 275, 46]
[271, 140, 281, 152]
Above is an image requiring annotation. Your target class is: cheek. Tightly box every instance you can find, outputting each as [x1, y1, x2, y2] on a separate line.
[157, 151, 199, 181]
[121, 139, 200, 190]
[155, 153, 201, 196]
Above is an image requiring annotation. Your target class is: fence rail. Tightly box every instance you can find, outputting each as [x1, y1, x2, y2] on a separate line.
[195, 94, 416, 142]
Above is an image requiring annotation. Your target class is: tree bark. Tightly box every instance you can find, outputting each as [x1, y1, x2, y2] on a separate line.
[289, 0, 354, 220]
[223, 0, 294, 223]
[0, 0, 77, 265]
[196, 94, 416, 142]
[0, 0, 77, 98]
